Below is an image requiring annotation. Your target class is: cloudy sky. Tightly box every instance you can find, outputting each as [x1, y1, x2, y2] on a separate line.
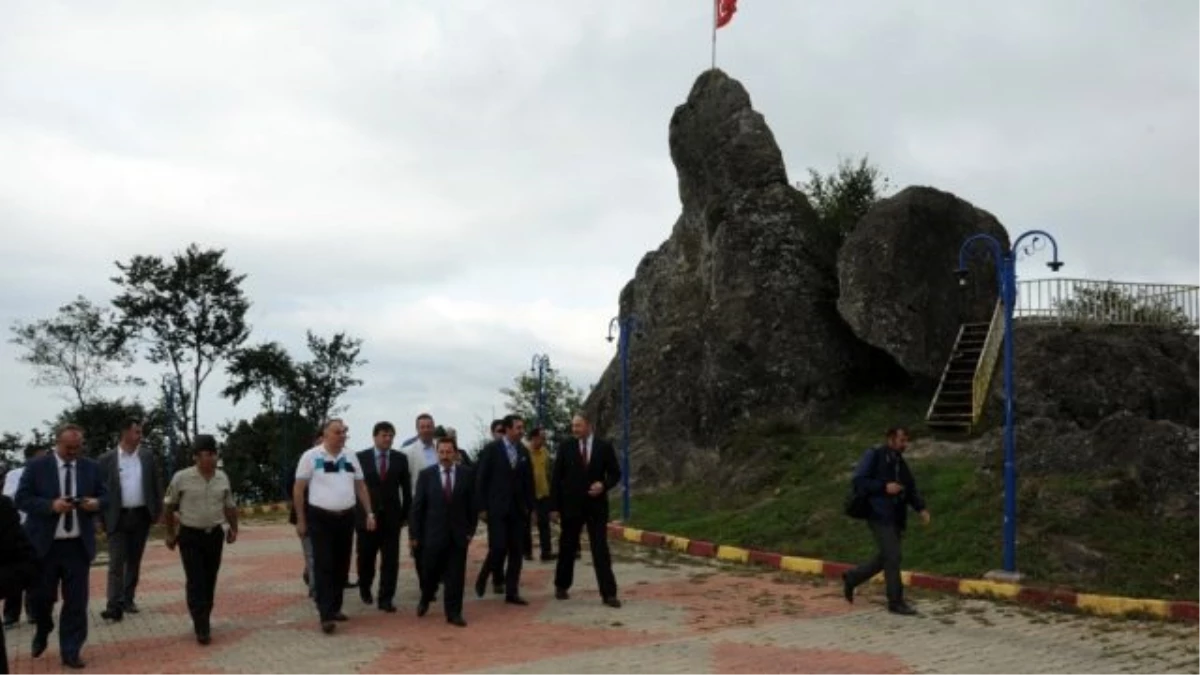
[1, 0, 1196, 449]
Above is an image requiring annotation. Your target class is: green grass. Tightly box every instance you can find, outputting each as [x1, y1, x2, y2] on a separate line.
[624, 392, 1199, 601]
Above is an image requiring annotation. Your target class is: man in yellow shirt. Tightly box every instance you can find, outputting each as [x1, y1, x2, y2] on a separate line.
[523, 428, 556, 562]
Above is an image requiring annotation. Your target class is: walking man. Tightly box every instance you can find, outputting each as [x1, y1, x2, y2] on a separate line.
[98, 418, 163, 622]
[523, 428, 556, 563]
[402, 413, 437, 592]
[2, 445, 43, 629]
[355, 422, 410, 613]
[410, 437, 477, 627]
[293, 419, 375, 633]
[289, 430, 324, 599]
[162, 435, 238, 644]
[474, 415, 534, 604]
[842, 426, 930, 616]
[550, 413, 621, 607]
[0, 494, 37, 675]
[16, 424, 107, 669]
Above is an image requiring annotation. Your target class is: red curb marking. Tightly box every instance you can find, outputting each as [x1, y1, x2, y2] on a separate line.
[748, 550, 782, 568]
[909, 573, 961, 594]
[687, 540, 717, 557]
[822, 562, 853, 579]
[1170, 602, 1199, 621]
[1018, 586, 1078, 608]
[607, 524, 624, 537]
[642, 531, 667, 547]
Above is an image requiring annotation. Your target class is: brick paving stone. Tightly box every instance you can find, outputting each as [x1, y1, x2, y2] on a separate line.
[6, 522, 1196, 674]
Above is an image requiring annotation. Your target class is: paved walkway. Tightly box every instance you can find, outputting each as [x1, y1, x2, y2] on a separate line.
[6, 523, 1198, 673]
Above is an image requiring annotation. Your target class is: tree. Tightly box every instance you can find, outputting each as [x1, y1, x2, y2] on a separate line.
[799, 155, 892, 244]
[221, 342, 297, 412]
[219, 409, 314, 503]
[111, 244, 251, 445]
[9, 296, 141, 406]
[499, 366, 586, 443]
[1055, 284, 1194, 331]
[49, 398, 166, 460]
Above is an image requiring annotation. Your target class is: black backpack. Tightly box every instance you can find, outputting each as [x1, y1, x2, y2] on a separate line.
[843, 447, 883, 520]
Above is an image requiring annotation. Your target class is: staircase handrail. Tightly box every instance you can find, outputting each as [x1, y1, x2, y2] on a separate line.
[926, 324, 965, 422]
[971, 300, 1004, 425]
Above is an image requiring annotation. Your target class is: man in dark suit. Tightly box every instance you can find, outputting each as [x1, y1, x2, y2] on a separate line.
[354, 421, 411, 613]
[97, 418, 164, 621]
[0, 495, 38, 675]
[16, 424, 108, 670]
[409, 437, 477, 627]
[550, 413, 622, 608]
[473, 415, 534, 604]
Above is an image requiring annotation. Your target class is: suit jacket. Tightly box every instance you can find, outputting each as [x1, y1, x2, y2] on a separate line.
[550, 435, 621, 520]
[474, 438, 534, 520]
[0, 495, 37, 598]
[409, 464, 477, 551]
[98, 446, 165, 530]
[355, 447, 411, 530]
[16, 454, 109, 561]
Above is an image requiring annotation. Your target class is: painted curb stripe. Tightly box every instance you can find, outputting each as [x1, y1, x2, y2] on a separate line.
[603, 522, 1197, 623]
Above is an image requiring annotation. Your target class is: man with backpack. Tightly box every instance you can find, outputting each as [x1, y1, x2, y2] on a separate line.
[842, 425, 930, 616]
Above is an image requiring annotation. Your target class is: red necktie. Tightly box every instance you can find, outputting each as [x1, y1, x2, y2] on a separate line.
[442, 468, 453, 501]
[580, 439, 588, 466]
[379, 452, 388, 479]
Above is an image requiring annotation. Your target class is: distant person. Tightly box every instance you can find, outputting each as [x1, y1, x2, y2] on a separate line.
[162, 435, 238, 645]
[293, 419, 375, 634]
[16, 424, 108, 670]
[98, 418, 164, 622]
[2, 446, 44, 629]
[842, 426, 930, 616]
[472, 418, 508, 592]
[474, 415, 534, 604]
[402, 413, 438, 593]
[549, 413, 621, 608]
[354, 422, 410, 613]
[410, 437, 477, 627]
[523, 427, 556, 562]
[0, 494, 37, 674]
[442, 427, 473, 468]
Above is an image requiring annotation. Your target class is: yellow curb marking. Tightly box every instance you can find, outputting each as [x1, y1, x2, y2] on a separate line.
[780, 556, 823, 575]
[1077, 593, 1170, 618]
[960, 579, 1020, 599]
[716, 545, 750, 563]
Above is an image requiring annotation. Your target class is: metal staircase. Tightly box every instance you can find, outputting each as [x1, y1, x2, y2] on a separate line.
[926, 302, 1004, 433]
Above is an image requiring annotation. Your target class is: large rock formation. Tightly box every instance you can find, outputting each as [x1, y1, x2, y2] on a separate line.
[584, 70, 868, 486]
[836, 186, 1009, 382]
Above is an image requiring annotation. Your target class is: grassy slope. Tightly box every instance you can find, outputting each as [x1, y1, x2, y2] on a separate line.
[624, 392, 1198, 601]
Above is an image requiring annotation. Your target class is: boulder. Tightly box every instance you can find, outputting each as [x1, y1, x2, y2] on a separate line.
[583, 69, 866, 487]
[837, 186, 1009, 382]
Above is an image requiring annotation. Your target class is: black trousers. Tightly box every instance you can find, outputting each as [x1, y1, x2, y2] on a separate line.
[30, 539, 89, 661]
[420, 542, 467, 618]
[484, 512, 523, 596]
[523, 497, 553, 559]
[106, 506, 152, 612]
[3, 583, 30, 624]
[308, 506, 354, 621]
[845, 520, 904, 604]
[178, 526, 224, 635]
[555, 511, 618, 599]
[356, 519, 401, 605]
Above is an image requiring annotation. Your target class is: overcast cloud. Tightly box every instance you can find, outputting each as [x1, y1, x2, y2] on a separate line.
[1, 0, 1196, 449]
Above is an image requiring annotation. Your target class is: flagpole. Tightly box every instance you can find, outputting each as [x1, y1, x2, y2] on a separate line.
[710, 0, 717, 70]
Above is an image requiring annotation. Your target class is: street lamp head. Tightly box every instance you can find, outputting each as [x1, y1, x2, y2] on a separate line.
[954, 267, 969, 286]
[1047, 260, 1064, 273]
[606, 334, 615, 344]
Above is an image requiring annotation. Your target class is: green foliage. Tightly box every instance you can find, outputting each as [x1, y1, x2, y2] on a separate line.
[49, 398, 168, 461]
[111, 243, 251, 444]
[799, 155, 891, 244]
[8, 295, 141, 406]
[219, 410, 315, 503]
[499, 365, 586, 443]
[1055, 284, 1195, 330]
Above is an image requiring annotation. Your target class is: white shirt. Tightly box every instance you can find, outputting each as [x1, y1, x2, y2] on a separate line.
[295, 445, 363, 511]
[2, 467, 25, 524]
[403, 440, 434, 495]
[54, 454, 81, 540]
[117, 447, 145, 508]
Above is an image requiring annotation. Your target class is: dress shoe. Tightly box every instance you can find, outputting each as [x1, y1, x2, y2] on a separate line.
[124, 602, 140, 614]
[321, 621, 336, 634]
[62, 656, 86, 669]
[887, 602, 918, 616]
[333, 613, 349, 622]
[447, 615, 467, 627]
[31, 633, 48, 658]
[554, 588, 569, 600]
[197, 633, 212, 646]
[602, 597, 622, 608]
[416, 600, 429, 617]
[360, 589, 374, 605]
[842, 573, 854, 604]
[378, 602, 397, 613]
[100, 609, 123, 622]
[505, 596, 529, 606]
[474, 576, 487, 599]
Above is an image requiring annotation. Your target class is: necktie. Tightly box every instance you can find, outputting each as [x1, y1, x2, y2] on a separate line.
[379, 452, 388, 479]
[442, 468, 453, 501]
[64, 462, 75, 534]
[580, 439, 589, 466]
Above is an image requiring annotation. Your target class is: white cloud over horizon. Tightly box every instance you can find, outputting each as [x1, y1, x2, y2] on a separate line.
[1, 0, 1196, 449]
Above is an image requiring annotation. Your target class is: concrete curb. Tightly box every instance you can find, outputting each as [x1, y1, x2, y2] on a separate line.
[605, 523, 1198, 623]
[237, 501, 288, 517]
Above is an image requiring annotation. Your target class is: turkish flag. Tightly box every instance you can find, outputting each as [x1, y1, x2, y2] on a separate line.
[715, 0, 737, 28]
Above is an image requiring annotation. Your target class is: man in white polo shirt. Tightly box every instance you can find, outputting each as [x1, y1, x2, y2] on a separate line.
[293, 419, 375, 634]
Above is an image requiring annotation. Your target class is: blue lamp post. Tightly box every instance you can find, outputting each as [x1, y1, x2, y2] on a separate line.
[606, 314, 641, 523]
[955, 229, 1063, 575]
[530, 354, 551, 429]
